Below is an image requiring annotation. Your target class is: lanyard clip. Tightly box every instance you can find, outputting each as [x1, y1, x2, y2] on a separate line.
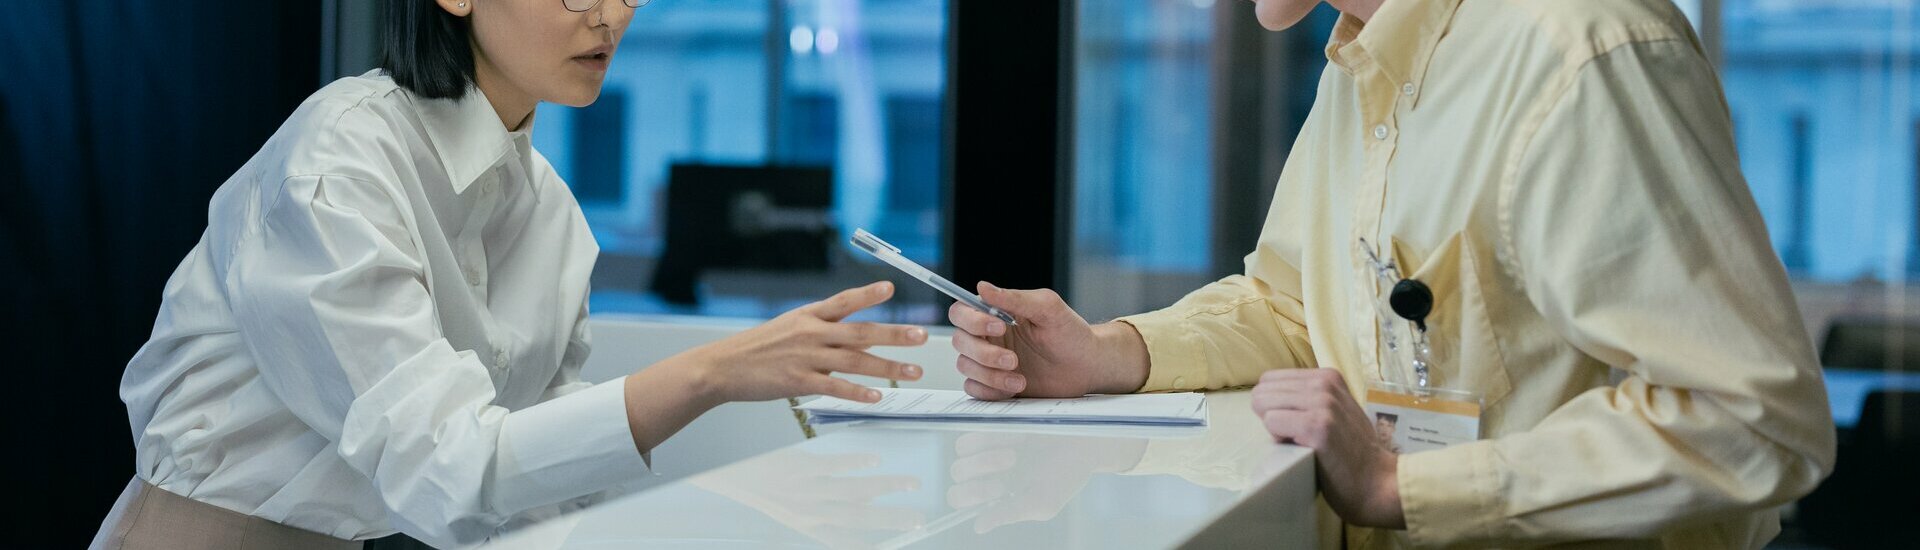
[1390, 279, 1432, 331]
[1361, 238, 1435, 389]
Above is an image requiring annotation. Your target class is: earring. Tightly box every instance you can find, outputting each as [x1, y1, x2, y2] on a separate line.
[457, 1, 467, 7]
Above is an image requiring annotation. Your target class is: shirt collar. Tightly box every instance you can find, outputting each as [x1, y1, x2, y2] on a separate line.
[407, 81, 539, 197]
[1323, 0, 1464, 99]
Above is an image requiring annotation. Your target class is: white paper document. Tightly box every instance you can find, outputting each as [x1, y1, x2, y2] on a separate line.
[796, 388, 1209, 427]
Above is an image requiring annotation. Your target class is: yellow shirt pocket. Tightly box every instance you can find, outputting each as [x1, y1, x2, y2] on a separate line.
[1388, 232, 1513, 409]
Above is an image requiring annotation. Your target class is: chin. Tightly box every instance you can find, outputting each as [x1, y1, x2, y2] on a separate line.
[553, 87, 602, 108]
[1253, 0, 1317, 31]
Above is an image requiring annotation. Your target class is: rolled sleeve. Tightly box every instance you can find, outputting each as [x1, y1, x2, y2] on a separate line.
[1118, 309, 1213, 392]
[1119, 274, 1317, 392]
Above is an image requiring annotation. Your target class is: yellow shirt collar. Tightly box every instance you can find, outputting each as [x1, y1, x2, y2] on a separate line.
[1324, 0, 1466, 100]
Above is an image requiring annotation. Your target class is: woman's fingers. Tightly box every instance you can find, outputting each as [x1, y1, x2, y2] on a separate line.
[958, 356, 1026, 395]
[823, 321, 928, 348]
[952, 331, 1017, 370]
[823, 349, 924, 382]
[808, 281, 895, 322]
[813, 374, 883, 403]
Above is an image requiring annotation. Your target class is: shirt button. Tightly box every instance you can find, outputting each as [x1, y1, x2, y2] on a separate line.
[494, 349, 508, 367]
[1372, 124, 1390, 140]
[1402, 82, 1416, 96]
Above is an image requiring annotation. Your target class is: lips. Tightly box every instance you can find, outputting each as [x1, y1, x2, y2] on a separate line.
[574, 44, 612, 59]
[571, 46, 612, 71]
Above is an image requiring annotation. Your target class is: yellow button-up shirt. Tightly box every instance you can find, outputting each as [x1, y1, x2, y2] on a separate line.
[1117, 0, 1837, 547]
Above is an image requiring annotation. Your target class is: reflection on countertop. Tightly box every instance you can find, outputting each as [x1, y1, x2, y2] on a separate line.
[481, 391, 1317, 549]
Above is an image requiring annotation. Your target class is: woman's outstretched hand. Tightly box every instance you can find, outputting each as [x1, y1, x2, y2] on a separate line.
[688, 281, 928, 404]
[623, 281, 928, 454]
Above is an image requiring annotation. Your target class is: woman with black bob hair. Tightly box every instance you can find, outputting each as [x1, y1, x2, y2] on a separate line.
[97, 1, 927, 547]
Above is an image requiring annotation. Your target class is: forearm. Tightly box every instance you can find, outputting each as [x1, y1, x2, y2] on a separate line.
[622, 351, 724, 455]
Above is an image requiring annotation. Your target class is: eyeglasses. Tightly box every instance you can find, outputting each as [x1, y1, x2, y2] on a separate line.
[563, 0, 649, 12]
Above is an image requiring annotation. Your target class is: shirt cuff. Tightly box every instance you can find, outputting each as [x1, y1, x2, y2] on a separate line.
[541, 380, 596, 402]
[1117, 312, 1208, 392]
[494, 375, 653, 514]
[1399, 440, 1503, 546]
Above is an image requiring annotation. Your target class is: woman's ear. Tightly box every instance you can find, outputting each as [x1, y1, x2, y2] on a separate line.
[434, 0, 472, 17]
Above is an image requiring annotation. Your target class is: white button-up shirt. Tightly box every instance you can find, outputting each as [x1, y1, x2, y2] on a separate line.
[119, 71, 649, 547]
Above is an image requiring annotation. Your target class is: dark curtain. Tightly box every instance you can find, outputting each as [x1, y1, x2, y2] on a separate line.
[0, 2, 319, 545]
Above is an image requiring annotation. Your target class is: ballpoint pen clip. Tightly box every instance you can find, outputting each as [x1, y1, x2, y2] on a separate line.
[853, 229, 902, 254]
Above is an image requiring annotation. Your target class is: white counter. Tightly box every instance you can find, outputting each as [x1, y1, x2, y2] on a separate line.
[483, 390, 1319, 549]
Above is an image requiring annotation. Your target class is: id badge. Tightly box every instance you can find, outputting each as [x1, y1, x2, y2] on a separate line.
[1363, 382, 1481, 454]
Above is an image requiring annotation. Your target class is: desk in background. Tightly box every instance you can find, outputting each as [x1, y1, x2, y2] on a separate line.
[1822, 367, 1920, 428]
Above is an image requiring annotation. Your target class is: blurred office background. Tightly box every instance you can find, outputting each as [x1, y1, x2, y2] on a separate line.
[3, 0, 1916, 546]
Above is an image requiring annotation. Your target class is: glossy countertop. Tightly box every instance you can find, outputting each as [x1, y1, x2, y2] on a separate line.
[481, 391, 1318, 549]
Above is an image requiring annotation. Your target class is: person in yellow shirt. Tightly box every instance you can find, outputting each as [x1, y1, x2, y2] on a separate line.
[945, 0, 1837, 547]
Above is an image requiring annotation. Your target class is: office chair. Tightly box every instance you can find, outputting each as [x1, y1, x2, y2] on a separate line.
[1819, 315, 1920, 371]
[1796, 390, 1919, 547]
[649, 163, 835, 305]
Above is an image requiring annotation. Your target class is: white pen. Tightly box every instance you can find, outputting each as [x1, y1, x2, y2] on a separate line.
[850, 229, 1019, 327]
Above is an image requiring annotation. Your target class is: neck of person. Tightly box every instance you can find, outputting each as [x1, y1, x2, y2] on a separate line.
[472, 53, 536, 132]
[1332, 0, 1386, 23]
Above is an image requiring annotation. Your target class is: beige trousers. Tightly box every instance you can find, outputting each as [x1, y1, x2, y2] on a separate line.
[90, 477, 360, 550]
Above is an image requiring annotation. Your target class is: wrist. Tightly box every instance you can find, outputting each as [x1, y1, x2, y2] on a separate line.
[1370, 452, 1408, 529]
[1091, 321, 1150, 394]
[656, 347, 726, 409]
[621, 347, 732, 456]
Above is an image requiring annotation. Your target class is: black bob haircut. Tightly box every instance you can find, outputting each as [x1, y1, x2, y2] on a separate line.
[381, 0, 476, 100]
